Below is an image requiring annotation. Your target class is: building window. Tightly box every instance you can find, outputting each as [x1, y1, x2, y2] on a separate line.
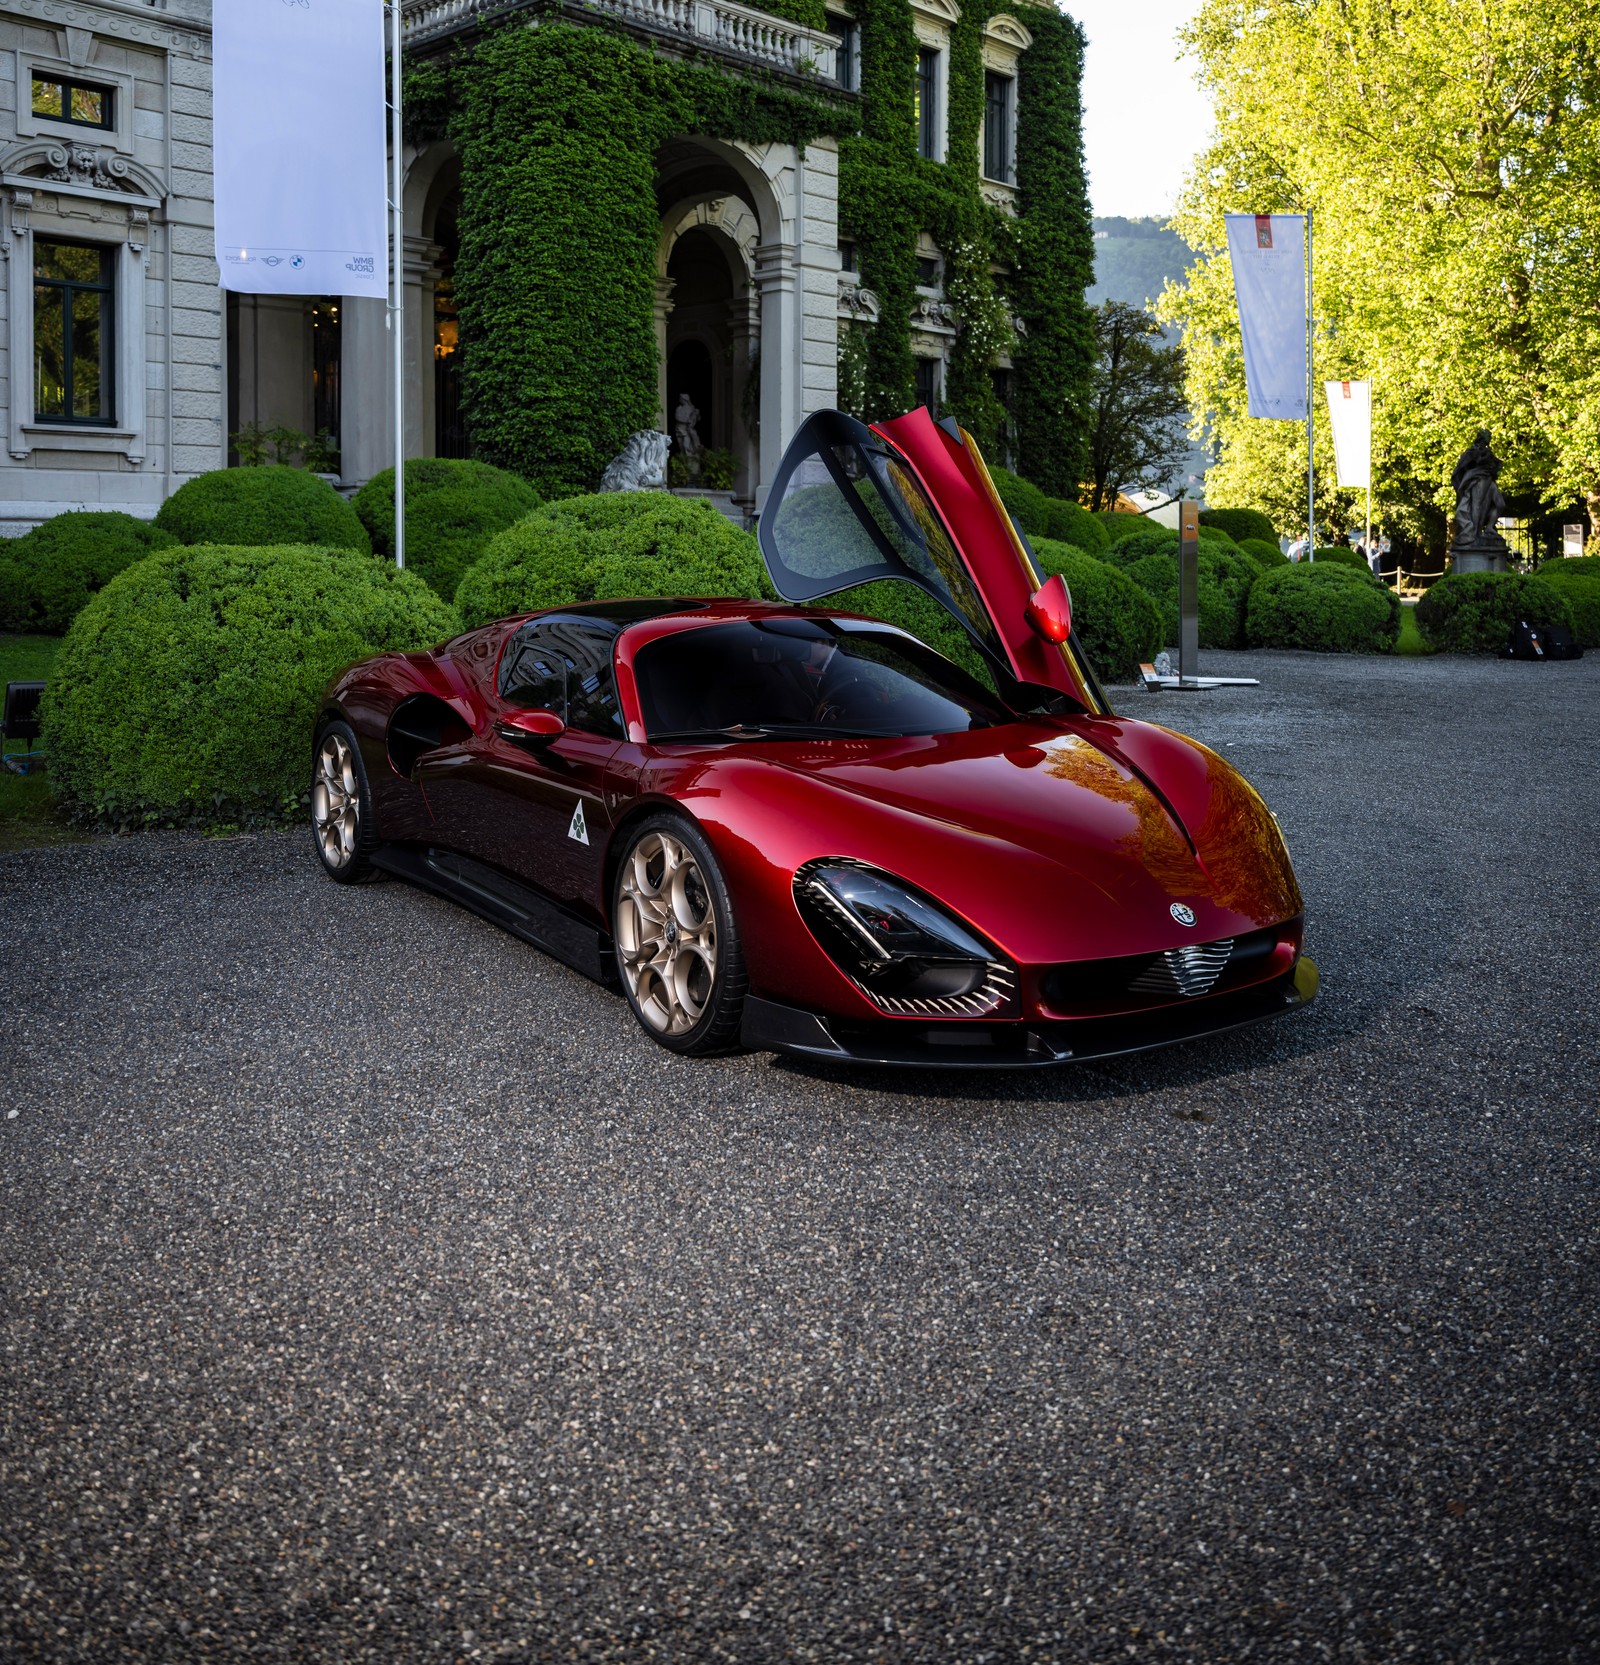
[834, 17, 858, 91]
[33, 240, 115, 424]
[915, 255, 941, 288]
[839, 239, 857, 274]
[915, 48, 940, 160]
[983, 72, 1014, 183]
[31, 74, 114, 130]
[914, 357, 940, 415]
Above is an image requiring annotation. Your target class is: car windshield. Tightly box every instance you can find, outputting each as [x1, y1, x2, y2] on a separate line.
[635, 617, 1010, 742]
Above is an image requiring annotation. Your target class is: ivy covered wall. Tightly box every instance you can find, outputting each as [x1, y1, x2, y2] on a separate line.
[430, 21, 851, 494]
[407, 2, 1092, 499]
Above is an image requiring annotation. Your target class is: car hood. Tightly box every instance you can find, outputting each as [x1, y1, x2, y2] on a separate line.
[679, 716, 1301, 965]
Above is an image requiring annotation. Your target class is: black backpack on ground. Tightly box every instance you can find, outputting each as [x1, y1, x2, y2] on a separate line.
[1505, 619, 1585, 660]
[1506, 619, 1546, 659]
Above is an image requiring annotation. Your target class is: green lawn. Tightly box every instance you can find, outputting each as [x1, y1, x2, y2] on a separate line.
[1395, 603, 1430, 656]
[0, 633, 80, 850]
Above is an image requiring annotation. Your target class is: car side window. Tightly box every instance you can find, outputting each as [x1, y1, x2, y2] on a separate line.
[498, 619, 624, 739]
[499, 629, 566, 714]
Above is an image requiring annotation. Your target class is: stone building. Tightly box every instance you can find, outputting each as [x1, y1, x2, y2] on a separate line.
[0, 0, 1085, 529]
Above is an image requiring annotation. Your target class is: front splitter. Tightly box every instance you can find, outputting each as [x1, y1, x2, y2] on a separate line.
[741, 956, 1319, 1069]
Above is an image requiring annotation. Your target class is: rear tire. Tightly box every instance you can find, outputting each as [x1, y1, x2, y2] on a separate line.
[613, 813, 747, 1056]
[311, 720, 379, 883]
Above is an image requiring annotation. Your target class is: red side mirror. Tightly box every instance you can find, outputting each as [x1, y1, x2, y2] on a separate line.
[496, 708, 566, 742]
[1025, 573, 1073, 643]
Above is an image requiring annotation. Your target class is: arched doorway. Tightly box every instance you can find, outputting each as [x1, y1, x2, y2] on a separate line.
[665, 228, 738, 481]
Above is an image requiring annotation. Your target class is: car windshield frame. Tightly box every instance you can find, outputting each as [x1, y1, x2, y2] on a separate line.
[633, 616, 1015, 745]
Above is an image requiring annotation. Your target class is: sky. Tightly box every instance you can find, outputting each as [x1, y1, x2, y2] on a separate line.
[1066, 0, 1214, 220]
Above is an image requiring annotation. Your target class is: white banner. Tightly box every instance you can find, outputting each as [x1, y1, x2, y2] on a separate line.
[1323, 378, 1371, 489]
[1225, 213, 1307, 420]
[213, 0, 387, 299]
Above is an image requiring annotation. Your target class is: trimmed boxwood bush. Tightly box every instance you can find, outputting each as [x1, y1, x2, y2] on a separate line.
[1238, 536, 1289, 570]
[1042, 495, 1110, 553]
[154, 465, 369, 552]
[1031, 539, 1163, 681]
[1101, 512, 1158, 545]
[835, 542, 1161, 686]
[1533, 561, 1600, 647]
[1415, 571, 1573, 654]
[352, 458, 540, 601]
[1104, 543, 1258, 650]
[42, 544, 456, 824]
[1246, 563, 1400, 653]
[456, 492, 771, 628]
[990, 467, 1050, 536]
[1310, 545, 1368, 570]
[1099, 522, 1240, 566]
[1201, 506, 1278, 546]
[0, 511, 177, 633]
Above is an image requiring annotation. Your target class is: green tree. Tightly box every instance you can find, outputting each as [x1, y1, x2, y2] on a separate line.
[1161, 0, 1600, 547]
[1083, 301, 1191, 512]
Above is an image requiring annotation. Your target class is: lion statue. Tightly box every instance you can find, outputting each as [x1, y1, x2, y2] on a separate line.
[599, 430, 670, 493]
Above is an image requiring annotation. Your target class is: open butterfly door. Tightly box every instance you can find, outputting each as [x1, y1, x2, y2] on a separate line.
[757, 407, 1107, 714]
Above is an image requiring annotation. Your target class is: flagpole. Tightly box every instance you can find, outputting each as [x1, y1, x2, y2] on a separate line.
[1306, 208, 1314, 561]
[388, 0, 405, 570]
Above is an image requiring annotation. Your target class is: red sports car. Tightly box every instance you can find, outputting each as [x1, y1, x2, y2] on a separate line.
[311, 408, 1316, 1066]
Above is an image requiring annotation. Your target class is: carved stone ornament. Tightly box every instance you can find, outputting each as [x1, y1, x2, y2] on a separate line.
[838, 280, 881, 325]
[0, 139, 163, 203]
[600, 430, 671, 493]
[46, 142, 130, 191]
[911, 295, 957, 330]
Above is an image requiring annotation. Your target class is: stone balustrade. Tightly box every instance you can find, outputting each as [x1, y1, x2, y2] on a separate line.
[403, 0, 839, 81]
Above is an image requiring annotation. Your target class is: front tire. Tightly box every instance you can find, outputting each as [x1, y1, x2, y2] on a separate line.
[311, 721, 378, 883]
[613, 813, 747, 1056]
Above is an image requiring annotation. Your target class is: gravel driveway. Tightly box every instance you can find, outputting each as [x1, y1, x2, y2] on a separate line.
[2, 649, 1596, 1663]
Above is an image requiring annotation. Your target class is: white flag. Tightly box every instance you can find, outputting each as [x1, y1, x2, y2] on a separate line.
[1323, 379, 1371, 489]
[1225, 214, 1307, 420]
[213, 0, 387, 299]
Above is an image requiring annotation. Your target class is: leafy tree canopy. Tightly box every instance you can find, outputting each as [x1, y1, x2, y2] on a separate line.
[1084, 301, 1191, 513]
[1161, 0, 1600, 547]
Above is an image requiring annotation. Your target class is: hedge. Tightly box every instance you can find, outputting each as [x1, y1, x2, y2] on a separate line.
[1201, 506, 1278, 546]
[1415, 572, 1573, 654]
[1309, 545, 1368, 570]
[1238, 537, 1289, 570]
[353, 458, 540, 601]
[1533, 561, 1600, 647]
[1245, 563, 1399, 653]
[990, 467, 1050, 536]
[154, 466, 370, 552]
[0, 511, 177, 633]
[1030, 538, 1163, 681]
[835, 542, 1160, 686]
[1104, 543, 1258, 650]
[42, 544, 456, 824]
[456, 491, 772, 627]
[1042, 495, 1109, 553]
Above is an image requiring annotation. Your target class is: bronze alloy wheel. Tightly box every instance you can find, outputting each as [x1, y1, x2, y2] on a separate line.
[311, 722, 377, 883]
[613, 815, 747, 1054]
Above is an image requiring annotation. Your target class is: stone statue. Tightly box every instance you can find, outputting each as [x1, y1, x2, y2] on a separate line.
[673, 392, 703, 481]
[599, 430, 670, 493]
[1450, 428, 1509, 569]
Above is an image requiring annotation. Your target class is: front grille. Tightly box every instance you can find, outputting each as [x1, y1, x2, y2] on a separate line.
[1040, 924, 1291, 1013]
[1127, 939, 1235, 998]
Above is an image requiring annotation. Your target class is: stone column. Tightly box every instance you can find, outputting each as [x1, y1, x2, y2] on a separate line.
[654, 275, 676, 432]
[405, 235, 442, 460]
[338, 295, 390, 489]
[754, 242, 798, 508]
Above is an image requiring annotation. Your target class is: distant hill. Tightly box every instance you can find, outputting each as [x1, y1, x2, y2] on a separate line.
[1087, 217, 1213, 505]
[1089, 217, 1196, 311]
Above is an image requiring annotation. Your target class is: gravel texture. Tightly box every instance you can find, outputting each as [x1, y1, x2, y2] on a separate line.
[1, 649, 1596, 1663]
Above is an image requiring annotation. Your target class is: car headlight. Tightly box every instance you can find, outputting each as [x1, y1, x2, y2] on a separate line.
[793, 859, 1017, 1017]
